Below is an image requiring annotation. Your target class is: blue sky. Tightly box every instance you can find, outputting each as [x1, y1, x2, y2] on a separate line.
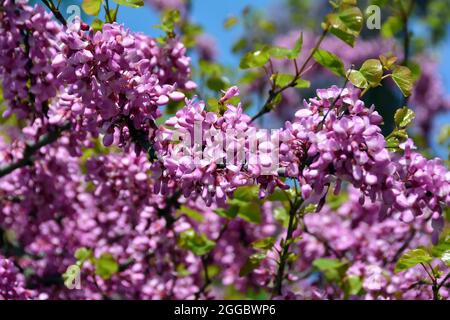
[116, 0, 272, 65]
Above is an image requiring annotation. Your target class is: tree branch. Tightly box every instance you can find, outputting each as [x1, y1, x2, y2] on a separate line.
[251, 27, 329, 123]
[0, 122, 71, 178]
[437, 272, 450, 291]
[125, 119, 157, 162]
[194, 221, 229, 299]
[41, 0, 67, 26]
[272, 197, 303, 296]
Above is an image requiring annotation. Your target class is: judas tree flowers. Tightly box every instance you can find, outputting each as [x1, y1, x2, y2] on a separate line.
[0, 0, 449, 300]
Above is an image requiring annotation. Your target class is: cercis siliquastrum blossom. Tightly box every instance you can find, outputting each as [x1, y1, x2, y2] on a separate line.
[392, 139, 450, 242]
[51, 20, 194, 150]
[276, 86, 449, 236]
[279, 86, 393, 202]
[152, 86, 285, 206]
[249, 188, 448, 300]
[0, 137, 278, 299]
[0, 0, 63, 121]
[0, 1, 448, 301]
[0, 255, 33, 299]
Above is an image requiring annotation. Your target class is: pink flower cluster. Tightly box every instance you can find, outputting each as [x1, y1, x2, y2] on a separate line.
[252, 188, 448, 300]
[0, 0, 448, 302]
[392, 140, 450, 242]
[0, 0, 63, 121]
[0, 255, 33, 299]
[0, 137, 278, 299]
[53, 21, 193, 149]
[280, 86, 392, 203]
[277, 86, 449, 234]
[153, 87, 284, 206]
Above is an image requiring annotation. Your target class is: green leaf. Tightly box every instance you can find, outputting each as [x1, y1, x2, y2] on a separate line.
[265, 189, 289, 202]
[239, 71, 262, 85]
[347, 275, 363, 295]
[273, 206, 289, 228]
[329, 26, 357, 47]
[342, 0, 357, 5]
[392, 66, 414, 97]
[112, 0, 144, 8]
[293, 78, 311, 88]
[235, 200, 262, 224]
[95, 253, 119, 280]
[91, 19, 104, 32]
[271, 73, 310, 89]
[178, 230, 215, 256]
[224, 16, 238, 29]
[232, 38, 248, 53]
[199, 60, 224, 76]
[257, 19, 276, 33]
[394, 107, 416, 129]
[239, 48, 270, 69]
[288, 33, 303, 59]
[81, 0, 102, 16]
[206, 76, 229, 91]
[395, 248, 433, 273]
[407, 61, 422, 82]
[313, 258, 344, 270]
[313, 49, 345, 77]
[63, 265, 81, 289]
[155, 9, 181, 35]
[269, 47, 293, 59]
[233, 186, 259, 201]
[360, 59, 383, 87]
[326, 191, 349, 210]
[108, 7, 119, 22]
[176, 205, 204, 222]
[239, 253, 266, 277]
[432, 238, 450, 266]
[339, 7, 363, 34]
[348, 70, 368, 88]
[381, 16, 403, 38]
[379, 55, 398, 70]
[229, 187, 262, 223]
[313, 258, 348, 282]
[271, 73, 294, 87]
[386, 128, 408, 149]
[214, 205, 239, 219]
[304, 203, 318, 213]
[251, 237, 276, 250]
[74, 247, 92, 263]
[327, 6, 363, 46]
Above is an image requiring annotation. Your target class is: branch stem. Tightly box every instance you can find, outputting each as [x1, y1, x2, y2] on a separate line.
[251, 27, 329, 123]
[272, 197, 303, 296]
[0, 122, 71, 178]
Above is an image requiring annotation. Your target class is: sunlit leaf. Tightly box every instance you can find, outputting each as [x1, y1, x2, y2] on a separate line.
[240, 49, 270, 69]
[392, 66, 414, 97]
[81, 0, 102, 16]
[313, 49, 345, 77]
[395, 248, 433, 273]
[394, 107, 416, 129]
[112, 0, 144, 8]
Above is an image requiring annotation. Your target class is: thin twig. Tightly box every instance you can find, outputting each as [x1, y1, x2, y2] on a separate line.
[194, 221, 230, 299]
[251, 27, 329, 123]
[437, 272, 450, 291]
[389, 229, 416, 264]
[41, 0, 67, 26]
[272, 197, 303, 296]
[0, 122, 71, 178]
